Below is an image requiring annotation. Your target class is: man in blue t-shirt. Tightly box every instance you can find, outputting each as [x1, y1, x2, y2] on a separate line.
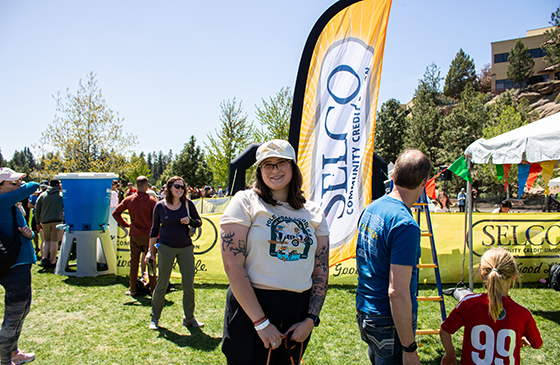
[356, 149, 431, 365]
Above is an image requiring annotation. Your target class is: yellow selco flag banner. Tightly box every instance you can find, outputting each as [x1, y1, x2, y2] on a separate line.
[288, 0, 392, 267]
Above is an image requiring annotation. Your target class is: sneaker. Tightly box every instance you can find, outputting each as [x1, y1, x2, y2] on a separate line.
[40, 258, 49, 267]
[124, 290, 136, 296]
[12, 350, 35, 364]
[149, 317, 159, 330]
[183, 317, 204, 328]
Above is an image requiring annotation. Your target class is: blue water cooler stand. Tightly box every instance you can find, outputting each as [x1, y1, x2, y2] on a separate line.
[54, 173, 118, 277]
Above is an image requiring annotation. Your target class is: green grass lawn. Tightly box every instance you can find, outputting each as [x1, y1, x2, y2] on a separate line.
[1, 266, 559, 364]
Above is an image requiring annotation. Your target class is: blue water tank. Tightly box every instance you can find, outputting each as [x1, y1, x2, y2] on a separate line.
[55, 173, 118, 231]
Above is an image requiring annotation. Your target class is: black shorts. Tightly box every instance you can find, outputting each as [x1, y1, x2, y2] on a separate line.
[31, 215, 38, 232]
[222, 287, 311, 365]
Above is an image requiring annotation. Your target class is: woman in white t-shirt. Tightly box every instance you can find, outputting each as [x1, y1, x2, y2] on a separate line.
[220, 139, 330, 365]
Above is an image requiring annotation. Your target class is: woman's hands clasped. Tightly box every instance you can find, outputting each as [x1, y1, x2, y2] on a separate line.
[257, 322, 283, 350]
[286, 318, 314, 343]
[258, 318, 315, 350]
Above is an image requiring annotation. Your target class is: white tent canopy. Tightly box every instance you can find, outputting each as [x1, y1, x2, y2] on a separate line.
[462, 111, 560, 290]
[550, 176, 560, 186]
[465, 111, 560, 164]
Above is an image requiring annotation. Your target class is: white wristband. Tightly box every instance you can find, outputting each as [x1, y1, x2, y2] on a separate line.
[254, 319, 270, 331]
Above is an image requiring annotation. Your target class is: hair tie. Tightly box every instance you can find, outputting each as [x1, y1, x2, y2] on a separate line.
[491, 268, 499, 273]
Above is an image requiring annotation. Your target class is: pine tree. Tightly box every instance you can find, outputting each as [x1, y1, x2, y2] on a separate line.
[8, 150, 30, 177]
[407, 86, 444, 169]
[506, 39, 535, 87]
[542, 6, 560, 66]
[443, 49, 478, 100]
[441, 84, 488, 167]
[419, 62, 443, 103]
[161, 136, 213, 187]
[374, 99, 407, 163]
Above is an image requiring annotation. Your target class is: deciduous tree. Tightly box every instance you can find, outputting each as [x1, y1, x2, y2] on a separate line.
[477, 63, 492, 94]
[125, 152, 151, 184]
[38, 72, 137, 175]
[205, 98, 254, 187]
[254, 87, 292, 143]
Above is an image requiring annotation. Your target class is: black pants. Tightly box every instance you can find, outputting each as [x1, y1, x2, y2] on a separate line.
[0, 265, 32, 365]
[222, 287, 311, 365]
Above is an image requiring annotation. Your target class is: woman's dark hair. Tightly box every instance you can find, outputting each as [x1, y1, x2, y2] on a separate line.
[501, 200, 512, 209]
[437, 191, 451, 209]
[253, 160, 306, 210]
[164, 176, 187, 205]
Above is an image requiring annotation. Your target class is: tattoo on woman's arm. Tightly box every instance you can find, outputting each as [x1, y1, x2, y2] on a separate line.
[309, 274, 327, 315]
[315, 245, 329, 273]
[221, 231, 248, 257]
[308, 244, 329, 314]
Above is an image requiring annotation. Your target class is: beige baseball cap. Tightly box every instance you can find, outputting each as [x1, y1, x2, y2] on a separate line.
[255, 139, 296, 166]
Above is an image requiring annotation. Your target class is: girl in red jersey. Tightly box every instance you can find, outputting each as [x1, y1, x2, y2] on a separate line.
[439, 248, 542, 365]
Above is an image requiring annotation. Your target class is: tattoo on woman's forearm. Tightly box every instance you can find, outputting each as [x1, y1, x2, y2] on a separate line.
[221, 231, 248, 257]
[315, 245, 329, 273]
[309, 274, 328, 315]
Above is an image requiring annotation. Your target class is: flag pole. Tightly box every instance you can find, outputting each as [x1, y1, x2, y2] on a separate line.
[466, 156, 474, 290]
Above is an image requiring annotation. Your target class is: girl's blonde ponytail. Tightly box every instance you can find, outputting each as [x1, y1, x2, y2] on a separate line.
[479, 248, 518, 321]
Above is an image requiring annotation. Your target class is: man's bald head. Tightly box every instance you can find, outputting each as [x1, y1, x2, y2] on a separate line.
[393, 149, 432, 190]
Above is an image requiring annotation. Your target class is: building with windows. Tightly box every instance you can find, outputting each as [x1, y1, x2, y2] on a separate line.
[491, 27, 557, 93]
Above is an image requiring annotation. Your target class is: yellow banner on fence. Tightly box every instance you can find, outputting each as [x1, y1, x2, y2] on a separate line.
[114, 211, 225, 280]
[115, 211, 560, 284]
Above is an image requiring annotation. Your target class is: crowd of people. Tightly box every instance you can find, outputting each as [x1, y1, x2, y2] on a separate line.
[0, 141, 545, 365]
[111, 181, 226, 204]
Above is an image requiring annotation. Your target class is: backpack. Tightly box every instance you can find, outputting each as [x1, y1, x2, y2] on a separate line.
[547, 264, 560, 291]
[0, 206, 22, 278]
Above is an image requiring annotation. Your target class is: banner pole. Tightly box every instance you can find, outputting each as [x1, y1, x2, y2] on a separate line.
[466, 157, 473, 290]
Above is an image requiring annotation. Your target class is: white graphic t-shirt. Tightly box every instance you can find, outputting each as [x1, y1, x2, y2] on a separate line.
[220, 189, 329, 293]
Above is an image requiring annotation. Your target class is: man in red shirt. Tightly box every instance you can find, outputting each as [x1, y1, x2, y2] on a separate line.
[113, 176, 157, 295]
[125, 181, 137, 197]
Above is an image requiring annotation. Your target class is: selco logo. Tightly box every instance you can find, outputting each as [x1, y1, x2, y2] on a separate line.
[473, 218, 560, 258]
[315, 37, 374, 250]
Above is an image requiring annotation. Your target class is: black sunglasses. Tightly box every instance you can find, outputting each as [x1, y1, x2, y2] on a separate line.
[172, 184, 185, 190]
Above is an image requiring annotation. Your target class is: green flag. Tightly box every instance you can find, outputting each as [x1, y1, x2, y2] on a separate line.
[448, 155, 472, 183]
[495, 164, 504, 180]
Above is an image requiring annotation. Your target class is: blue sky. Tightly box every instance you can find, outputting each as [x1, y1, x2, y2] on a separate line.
[0, 0, 556, 161]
